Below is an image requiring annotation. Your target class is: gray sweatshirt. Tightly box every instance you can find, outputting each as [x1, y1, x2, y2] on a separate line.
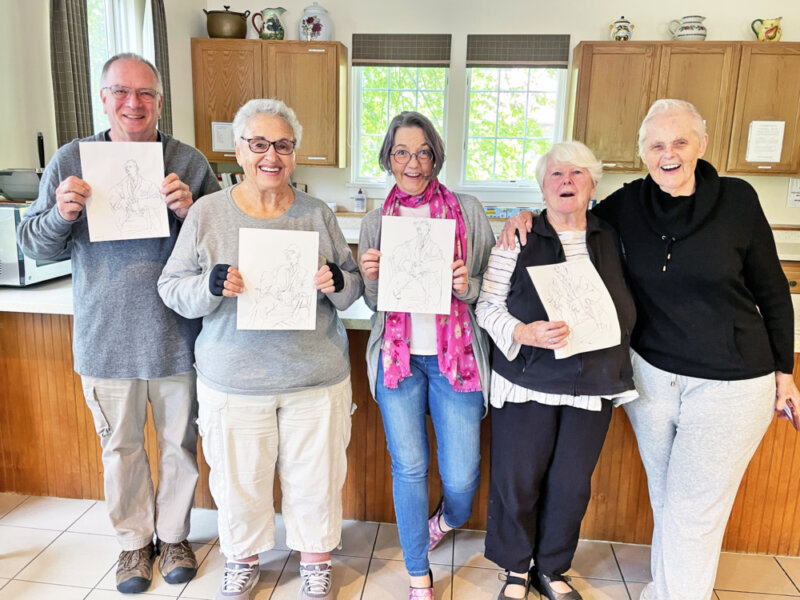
[17, 131, 220, 379]
[158, 187, 364, 395]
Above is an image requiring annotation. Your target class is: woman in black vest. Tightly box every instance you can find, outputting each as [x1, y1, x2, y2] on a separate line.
[476, 141, 636, 600]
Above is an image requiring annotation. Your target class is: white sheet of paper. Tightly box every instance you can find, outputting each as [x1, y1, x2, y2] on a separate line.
[378, 216, 455, 315]
[526, 259, 621, 360]
[237, 228, 319, 330]
[80, 142, 168, 242]
[745, 120, 785, 163]
[787, 178, 800, 208]
[211, 122, 235, 152]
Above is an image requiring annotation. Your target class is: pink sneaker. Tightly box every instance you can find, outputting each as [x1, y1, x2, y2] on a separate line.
[427, 498, 448, 551]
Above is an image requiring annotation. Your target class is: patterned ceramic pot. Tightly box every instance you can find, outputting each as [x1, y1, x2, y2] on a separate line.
[669, 15, 708, 41]
[299, 2, 333, 41]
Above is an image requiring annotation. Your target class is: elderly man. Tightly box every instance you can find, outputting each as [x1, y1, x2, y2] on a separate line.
[18, 53, 220, 594]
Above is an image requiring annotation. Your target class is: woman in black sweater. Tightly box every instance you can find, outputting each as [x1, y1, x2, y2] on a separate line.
[503, 99, 798, 600]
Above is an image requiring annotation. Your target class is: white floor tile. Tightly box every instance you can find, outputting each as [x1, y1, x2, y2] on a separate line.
[180, 545, 289, 600]
[85, 588, 176, 598]
[569, 577, 632, 600]
[0, 525, 60, 578]
[451, 564, 506, 600]
[271, 552, 369, 599]
[453, 529, 493, 569]
[15, 531, 119, 587]
[0, 580, 89, 599]
[67, 501, 116, 536]
[373, 522, 453, 566]
[776, 555, 800, 590]
[0, 496, 95, 531]
[566, 540, 623, 581]
[331, 519, 379, 558]
[716, 592, 800, 600]
[188, 508, 219, 545]
[612, 543, 652, 583]
[716, 553, 798, 595]
[0, 493, 27, 518]
[363, 558, 450, 600]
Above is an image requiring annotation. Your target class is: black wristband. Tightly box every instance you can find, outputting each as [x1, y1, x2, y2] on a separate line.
[326, 261, 344, 293]
[209, 263, 231, 296]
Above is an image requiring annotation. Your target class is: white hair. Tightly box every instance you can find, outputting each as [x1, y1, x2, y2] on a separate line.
[535, 141, 603, 188]
[232, 98, 303, 148]
[638, 99, 705, 159]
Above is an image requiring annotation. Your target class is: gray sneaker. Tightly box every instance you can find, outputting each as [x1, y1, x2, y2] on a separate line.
[116, 542, 155, 593]
[215, 561, 260, 600]
[157, 539, 198, 584]
[299, 562, 333, 599]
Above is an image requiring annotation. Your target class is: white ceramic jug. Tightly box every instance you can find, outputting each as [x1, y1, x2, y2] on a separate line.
[668, 16, 708, 41]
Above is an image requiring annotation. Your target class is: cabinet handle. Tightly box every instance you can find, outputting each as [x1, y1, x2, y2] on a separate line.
[790, 280, 797, 287]
[602, 163, 617, 168]
[306, 156, 328, 161]
[757, 165, 773, 169]
[222, 153, 236, 157]
[308, 49, 326, 53]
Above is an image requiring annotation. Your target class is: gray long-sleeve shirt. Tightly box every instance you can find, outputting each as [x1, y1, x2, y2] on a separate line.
[17, 131, 220, 379]
[158, 187, 364, 395]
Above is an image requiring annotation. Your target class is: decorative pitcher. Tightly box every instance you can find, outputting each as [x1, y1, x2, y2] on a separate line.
[751, 17, 782, 41]
[252, 7, 286, 40]
[669, 15, 708, 41]
[610, 16, 634, 41]
[299, 2, 333, 41]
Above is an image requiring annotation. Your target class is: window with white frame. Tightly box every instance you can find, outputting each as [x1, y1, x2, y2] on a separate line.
[351, 34, 451, 184]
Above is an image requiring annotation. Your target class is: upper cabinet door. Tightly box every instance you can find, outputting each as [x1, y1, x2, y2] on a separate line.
[656, 43, 739, 173]
[191, 39, 263, 162]
[727, 43, 800, 174]
[264, 42, 347, 167]
[572, 43, 659, 172]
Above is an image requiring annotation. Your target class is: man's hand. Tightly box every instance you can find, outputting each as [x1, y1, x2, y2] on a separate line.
[498, 210, 534, 249]
[56, 176, 91, 221]
[161, 173, 193, 218]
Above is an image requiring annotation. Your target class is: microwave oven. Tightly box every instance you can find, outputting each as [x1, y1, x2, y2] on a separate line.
[0, 202, 72, 286]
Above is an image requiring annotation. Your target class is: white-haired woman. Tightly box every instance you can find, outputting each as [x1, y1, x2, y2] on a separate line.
[477, 141, 637, 600]
[501, 100, 798, 600]
[159, 98, 364, 600]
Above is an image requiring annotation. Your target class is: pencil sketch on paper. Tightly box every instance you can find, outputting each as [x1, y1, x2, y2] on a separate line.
[526, 258, 621, 359]
[237, 228, 319, 331]
[79, 141, 169, 242]
[377, 216, 455, 315]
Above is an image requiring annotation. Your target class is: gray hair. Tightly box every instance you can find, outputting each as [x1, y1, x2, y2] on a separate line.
[232, 98, 303, 149]
[101, 53, 163, 94]
[535, 141, 603, 188]
[638, 99, 706, 159]
[378, 112, 445, 178]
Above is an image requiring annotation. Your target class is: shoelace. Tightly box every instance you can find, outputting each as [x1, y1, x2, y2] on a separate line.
[301, 565, 331, 594]
[222, 564, 257, 592]
[119, 547, 149, 569]
[162, 540, 192, 562]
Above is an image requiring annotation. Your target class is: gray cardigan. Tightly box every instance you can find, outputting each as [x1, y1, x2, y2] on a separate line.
[358, 193, 496, 409]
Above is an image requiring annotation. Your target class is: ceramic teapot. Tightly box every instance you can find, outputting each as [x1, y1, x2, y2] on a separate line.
[669, 15, 708, 41]
[299, 2, 333, 41]
[610, 16, 634, 41]
[751, 17, 782, 41]
[252, 7, 286, 40]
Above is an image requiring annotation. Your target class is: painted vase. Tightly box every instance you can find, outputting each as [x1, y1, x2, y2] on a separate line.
[299, 2, 333, 42]
[610, 16, 634, 42]
[669, 16, 708, 41]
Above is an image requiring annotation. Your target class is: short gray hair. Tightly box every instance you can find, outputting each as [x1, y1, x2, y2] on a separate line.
[101, 53, 163, 94]
[638, 99, 706, 159]
[535, 141, 603, 188]
[378, 112, 446, 178]
[232, 98, 304, 148]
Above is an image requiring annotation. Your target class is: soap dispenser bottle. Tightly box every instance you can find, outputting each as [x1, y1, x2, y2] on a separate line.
[354, 188, 367, 213]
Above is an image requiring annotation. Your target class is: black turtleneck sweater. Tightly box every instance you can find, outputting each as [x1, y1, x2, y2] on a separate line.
[593, 159, 793, 380]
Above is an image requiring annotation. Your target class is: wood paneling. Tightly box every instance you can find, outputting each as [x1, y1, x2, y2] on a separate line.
[1, 312, 799, 555]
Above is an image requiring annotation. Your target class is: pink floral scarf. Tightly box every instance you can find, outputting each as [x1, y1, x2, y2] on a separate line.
[381, 178, 481, 393]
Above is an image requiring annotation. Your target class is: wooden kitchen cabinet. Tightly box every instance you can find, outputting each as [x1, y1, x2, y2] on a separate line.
[191, 38, 347, 167]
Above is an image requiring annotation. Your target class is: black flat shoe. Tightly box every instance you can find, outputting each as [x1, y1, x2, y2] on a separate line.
[531, 568, 582, 600]
[497, 570, 530, 599]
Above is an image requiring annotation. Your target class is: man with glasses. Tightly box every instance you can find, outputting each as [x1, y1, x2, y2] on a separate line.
[18, 53, 220, 594]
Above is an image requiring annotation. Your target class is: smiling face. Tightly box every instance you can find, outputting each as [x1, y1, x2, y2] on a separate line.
[235, 113, 296, 195]
[541, 160, 596, 220]
[390, 126, 433, 196]
[101, 59, 162, 142]
[641, 110, 708, 197]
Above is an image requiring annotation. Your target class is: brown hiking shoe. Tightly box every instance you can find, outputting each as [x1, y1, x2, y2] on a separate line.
[116, 542, 155, 593]
[157, 539, 198, 584]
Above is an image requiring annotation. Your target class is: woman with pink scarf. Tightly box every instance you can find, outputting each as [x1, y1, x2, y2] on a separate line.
[358, 112, 495, 599]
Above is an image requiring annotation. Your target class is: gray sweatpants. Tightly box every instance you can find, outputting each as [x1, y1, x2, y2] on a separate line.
[625, 351, 774, 600]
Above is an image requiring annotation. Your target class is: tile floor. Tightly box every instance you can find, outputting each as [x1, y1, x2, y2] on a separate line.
[0, 493, 798, 599]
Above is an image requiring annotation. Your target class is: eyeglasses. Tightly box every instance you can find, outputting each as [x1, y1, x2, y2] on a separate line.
[390, 149, 434, 165]
[103, 85, 160, 102]
[240, 137, 296, 155]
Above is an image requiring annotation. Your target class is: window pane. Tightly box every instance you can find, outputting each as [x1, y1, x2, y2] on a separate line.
[389, 91, 417, 114]
[495, 139, 524, 180]
[390, 67, 417, 90]
[496, 92, 526, 138]
[527, 98, 555, 139]
[469, 92, 496, 137]
[470, 68, 498, 91]
[466, 138, 496, 181]
[417, 91, 445, 132]
[87, 0, 109, 133]
[529, 68, 559, 92]
[524, 139, 551, 180]
[361, 92, 388, 134]
[359, 135, 384, 179]
[362, 67, 389, 89]
[500, 69, 528, 91]
[418, 69, 446, 90]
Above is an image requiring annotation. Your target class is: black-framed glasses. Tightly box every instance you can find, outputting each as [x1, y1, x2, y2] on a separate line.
[102, 85, 160, 102]
[391, 149, 434, 165]
[240, 137, 296, 155]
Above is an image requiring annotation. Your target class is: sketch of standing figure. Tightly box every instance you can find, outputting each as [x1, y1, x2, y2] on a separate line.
[390, 219, 446, 311]
[248, 243, 313, 328]
[109, 159, 162, 233]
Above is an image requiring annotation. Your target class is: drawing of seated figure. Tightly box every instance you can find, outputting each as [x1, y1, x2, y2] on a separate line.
[109, 159, 162, 233]
[545, 263, 611, 344]
[390, 219, 445, 311]
[249, 244, 312, 328]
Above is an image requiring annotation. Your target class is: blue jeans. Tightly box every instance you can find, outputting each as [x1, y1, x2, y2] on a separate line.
[376, 353, 484, 576]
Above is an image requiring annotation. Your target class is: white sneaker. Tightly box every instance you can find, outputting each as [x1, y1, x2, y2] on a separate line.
[215, 561, 260, 600]
[299, 561, 333, 599]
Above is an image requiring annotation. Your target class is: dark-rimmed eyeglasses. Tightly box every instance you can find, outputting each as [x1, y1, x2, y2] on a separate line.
[240, 137, 296, 155]
[102, 85, 160, 102]
[390, 149, 434, 165]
